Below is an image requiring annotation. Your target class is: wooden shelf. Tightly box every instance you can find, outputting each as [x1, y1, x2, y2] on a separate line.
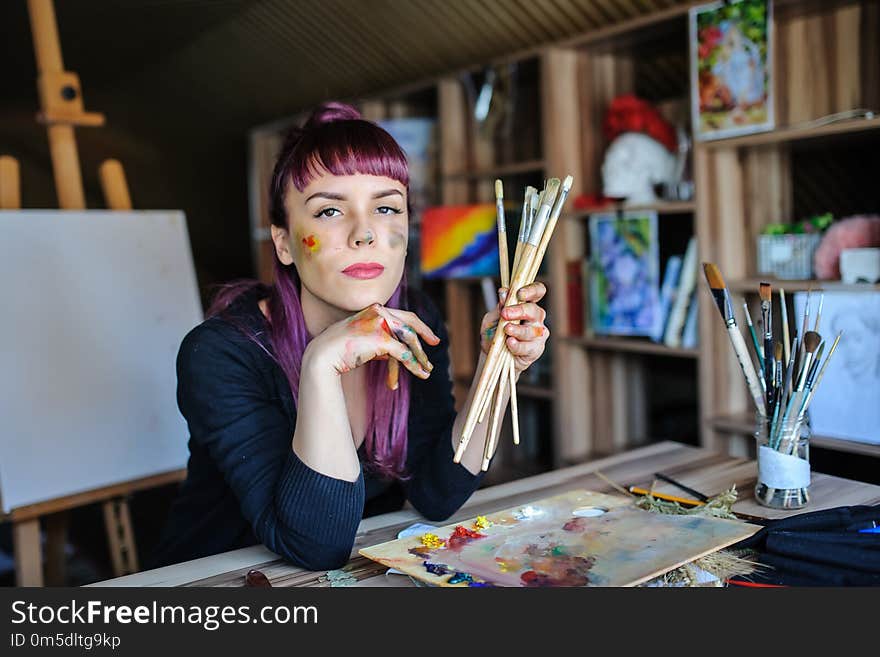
[710, 414, 880, 458]
[453, 374, 553, 400]
[516, 382, 554, 400]
[728, 277, 880, 293]
[566, 200, 695, 219]
[563, 335, 699, 359]
[441, 159, 545, 181]
[698, 116, 880, 150]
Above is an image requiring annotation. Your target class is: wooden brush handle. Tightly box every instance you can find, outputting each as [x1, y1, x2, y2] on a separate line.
[728, 325, 767, 417]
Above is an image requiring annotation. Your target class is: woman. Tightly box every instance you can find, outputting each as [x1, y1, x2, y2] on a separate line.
[150, 102, 550, 571]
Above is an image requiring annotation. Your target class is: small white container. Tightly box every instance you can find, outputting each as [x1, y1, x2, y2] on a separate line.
[839, 247, 880, 284]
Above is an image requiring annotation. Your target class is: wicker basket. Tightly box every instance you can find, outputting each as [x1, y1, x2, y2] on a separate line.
[757, 234, 822, 280]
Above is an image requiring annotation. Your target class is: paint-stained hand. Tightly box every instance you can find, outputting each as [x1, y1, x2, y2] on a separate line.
[480, 282, 549, 374]
[305, 304, 440, 387]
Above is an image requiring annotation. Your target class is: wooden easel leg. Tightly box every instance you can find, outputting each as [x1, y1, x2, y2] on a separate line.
[103, 497, 139, 577]
[0, 155, 21, 209]
[44, 511, 69, 586]
[13, 519, 44, 586]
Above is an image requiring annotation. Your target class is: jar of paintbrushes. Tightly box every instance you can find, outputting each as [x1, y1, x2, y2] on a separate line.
[754, 411, 811, 509]
[701, 263, 843, 510]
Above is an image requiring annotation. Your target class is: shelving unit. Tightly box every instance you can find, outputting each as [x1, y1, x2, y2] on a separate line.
[710, 413, 880, 459]
[563, 336, 699, 359]
[694, 0, 880, 463]
[246, 0, 880, 484]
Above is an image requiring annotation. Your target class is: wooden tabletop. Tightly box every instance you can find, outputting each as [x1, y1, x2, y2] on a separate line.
[90, 441, 880, 588]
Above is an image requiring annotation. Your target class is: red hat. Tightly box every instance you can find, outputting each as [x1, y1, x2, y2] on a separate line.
[603, 94, 677, 153]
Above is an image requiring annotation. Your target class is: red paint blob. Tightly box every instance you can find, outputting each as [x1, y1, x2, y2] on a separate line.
[446, 525, 486, 551]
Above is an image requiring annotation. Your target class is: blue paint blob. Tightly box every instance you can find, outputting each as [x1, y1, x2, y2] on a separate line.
[447, 572, 474, 585]
[423, 561, 450, 576]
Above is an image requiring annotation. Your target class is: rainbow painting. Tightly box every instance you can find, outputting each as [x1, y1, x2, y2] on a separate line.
[420, 203, 499, 279]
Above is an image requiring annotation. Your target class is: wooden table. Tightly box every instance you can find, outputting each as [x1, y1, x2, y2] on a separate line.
[89, 441, 880, 587]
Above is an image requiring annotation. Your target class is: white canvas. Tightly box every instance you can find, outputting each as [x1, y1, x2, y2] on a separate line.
[0, 211, 203, 512]
[793, 291, 880, 445]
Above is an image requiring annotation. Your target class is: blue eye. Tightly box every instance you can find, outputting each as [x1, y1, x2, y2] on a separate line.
[377, 206, 403, 215]
[315, 207, 341, 218]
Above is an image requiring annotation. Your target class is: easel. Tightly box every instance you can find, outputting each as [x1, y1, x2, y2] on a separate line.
[0, 0, 185, 585]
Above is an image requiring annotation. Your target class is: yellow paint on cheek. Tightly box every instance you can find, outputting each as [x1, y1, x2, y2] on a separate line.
[301, 234, 321, 254]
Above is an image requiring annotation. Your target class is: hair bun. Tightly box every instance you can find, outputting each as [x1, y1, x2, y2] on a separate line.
[304, 101, 362, 129]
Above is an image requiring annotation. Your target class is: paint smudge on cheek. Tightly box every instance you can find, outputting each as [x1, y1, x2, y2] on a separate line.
[301, 234, 321, 254]
[388, 230, 407, 250]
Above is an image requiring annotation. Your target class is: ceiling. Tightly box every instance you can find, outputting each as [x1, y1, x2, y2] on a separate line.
[3, 0, 694, 141]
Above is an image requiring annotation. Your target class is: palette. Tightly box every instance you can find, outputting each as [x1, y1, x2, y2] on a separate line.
[359, 490, 760, 587]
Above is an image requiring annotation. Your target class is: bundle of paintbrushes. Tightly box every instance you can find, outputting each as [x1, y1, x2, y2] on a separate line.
[702, 263, 843, 508]
[453, 175, 574, 471]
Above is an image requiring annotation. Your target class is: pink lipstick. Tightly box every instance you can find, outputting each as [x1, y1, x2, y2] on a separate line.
[342, 262, 385, 279]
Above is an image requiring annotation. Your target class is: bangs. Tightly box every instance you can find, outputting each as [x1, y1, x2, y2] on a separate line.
[288, 120, 409, 191]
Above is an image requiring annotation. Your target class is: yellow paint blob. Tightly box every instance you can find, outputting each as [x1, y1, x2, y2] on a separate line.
[419, 533, 445, 549]
[473, 516, 492, 530]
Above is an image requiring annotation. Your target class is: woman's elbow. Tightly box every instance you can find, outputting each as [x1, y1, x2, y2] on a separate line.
[415, 498, 465, 523]
[266, 528, 355, 571]
[286, 547, 351, 572]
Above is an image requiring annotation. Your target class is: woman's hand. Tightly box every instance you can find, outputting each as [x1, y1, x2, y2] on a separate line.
[305, 304, 440, 386]
[480, 282, 549, 373]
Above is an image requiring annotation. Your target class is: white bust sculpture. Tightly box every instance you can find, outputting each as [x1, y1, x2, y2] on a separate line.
[601, 132, 677, 205]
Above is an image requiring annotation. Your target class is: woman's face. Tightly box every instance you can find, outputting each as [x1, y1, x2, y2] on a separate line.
[272, 171, 408, 313]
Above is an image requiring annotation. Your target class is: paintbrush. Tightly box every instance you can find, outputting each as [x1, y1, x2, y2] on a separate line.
[773, 330, 821, 450]
[742, 300, 764, 363]
[702, 263, 766, 418]
[483, 180, 516, 463]
[798, 331, 842, 420]
[481, 177, 573, 468]
[456, 178, 565, 463]
[386, 360, 399, 390]
[795, 287, 812, 379]
[652, 472, 710, 502]
[779, 288, 791, 365]
[462, 177, 572, 465]
[795, 331, 821, 393]
[494, 179, 510, 289]
[814, 291, 825, 333]
[759, 282, 774, 417]
[768, 342, 783, 433]
[783, 332, 798, 404]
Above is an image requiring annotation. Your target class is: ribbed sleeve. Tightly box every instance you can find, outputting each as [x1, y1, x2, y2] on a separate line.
[176, 322, 364, 570]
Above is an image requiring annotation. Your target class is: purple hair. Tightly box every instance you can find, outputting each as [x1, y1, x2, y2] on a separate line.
[208, 102, 412, 480]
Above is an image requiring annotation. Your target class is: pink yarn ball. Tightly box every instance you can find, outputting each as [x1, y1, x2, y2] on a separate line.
[813, 214, 880, 279]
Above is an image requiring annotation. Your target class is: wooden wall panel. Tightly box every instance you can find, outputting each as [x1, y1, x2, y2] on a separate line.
[438, 78, 476, 410]
[542, 48, 592, 464]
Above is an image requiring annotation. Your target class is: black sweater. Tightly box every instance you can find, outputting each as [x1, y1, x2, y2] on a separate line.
[149, 285, 485, 571]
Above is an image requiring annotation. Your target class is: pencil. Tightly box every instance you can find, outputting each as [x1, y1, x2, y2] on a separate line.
[652, 472, 710, 502]
[628, 486, 706, 507]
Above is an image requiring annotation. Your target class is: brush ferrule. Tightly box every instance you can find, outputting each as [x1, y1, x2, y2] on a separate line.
[709, 288, 734, 323]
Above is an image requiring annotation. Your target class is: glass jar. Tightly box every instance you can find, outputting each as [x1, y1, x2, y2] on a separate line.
[754, 412, 811, 510]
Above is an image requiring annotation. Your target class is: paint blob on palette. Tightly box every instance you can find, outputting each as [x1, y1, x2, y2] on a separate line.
[359, 490, 760, 587]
